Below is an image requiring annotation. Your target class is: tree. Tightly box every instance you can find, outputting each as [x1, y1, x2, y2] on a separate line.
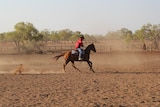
[14, 22, 38, 41]
[0, 33, 5, 41]
[135, 23, 160, 50]
[70, 31, 81, 40]
[4, 22, 44, 54]
[105, 28, 133, 41]
[5, 31, 24, 53]
[58, 29, 73, 40]
[151, 24, 160, 49]
[119, 28, 133, 43]
[105, 31, 120, 40]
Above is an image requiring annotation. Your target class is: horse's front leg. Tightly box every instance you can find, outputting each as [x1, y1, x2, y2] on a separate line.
[87, 60, 95, 73]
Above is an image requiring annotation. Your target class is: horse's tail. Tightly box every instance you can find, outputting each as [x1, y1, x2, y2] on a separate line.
[53, 53, 65, 61]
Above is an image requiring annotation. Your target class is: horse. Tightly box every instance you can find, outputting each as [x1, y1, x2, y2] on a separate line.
[53, 43, 96, 73]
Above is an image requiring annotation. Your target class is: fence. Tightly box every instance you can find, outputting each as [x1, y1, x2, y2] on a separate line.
[44, 45, 75, 53]
[0, 41, 159, 54]
[0, 46, 75, 54]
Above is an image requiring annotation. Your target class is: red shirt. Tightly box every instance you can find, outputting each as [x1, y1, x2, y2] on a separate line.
[75, 38, 83, 49]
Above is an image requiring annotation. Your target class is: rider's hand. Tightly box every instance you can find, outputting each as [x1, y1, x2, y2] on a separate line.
[81, 46, 85, 50]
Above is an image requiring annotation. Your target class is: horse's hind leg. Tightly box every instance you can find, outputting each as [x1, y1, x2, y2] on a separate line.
[63, 60, 69, 72]
[71, 61, 81, 72]
[87, 61, 95, 73]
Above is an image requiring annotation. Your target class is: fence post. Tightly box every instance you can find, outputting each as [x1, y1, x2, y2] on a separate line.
[150, 44, 152, 52]
[61, 46, 62, 52]
[55, 46, 56, 52]
[109, 45, 111, 53]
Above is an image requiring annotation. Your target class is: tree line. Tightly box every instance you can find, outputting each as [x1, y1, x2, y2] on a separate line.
[0, 22, 160, 53]
[105, 23, 160, 50]
[0, 22, 95, 53]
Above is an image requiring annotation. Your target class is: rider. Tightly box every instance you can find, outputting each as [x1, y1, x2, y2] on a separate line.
[75, 35, 85, 61]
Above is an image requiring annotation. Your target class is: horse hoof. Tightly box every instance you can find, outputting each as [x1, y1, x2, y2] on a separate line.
[91, 69, 95, 73]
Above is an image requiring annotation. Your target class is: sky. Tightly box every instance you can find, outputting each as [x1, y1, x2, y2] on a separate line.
[0, 0, 160, 35]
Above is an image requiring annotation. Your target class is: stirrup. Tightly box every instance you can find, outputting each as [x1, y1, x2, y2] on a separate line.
[78, 58, 83, 61]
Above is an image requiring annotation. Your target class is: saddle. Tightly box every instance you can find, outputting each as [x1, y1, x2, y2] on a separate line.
[71, 50, 78, 55]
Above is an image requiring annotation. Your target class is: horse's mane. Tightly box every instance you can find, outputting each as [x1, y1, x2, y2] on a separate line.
[85, 43, 94, 51]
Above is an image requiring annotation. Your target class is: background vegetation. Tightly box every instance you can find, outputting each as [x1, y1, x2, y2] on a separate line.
[0, 22, 160, 53]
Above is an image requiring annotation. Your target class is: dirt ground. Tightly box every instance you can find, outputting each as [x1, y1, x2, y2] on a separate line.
[0, 51, 160, 107]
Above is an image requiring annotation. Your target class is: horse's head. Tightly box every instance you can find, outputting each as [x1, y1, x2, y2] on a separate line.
[88, 43, 96, 52]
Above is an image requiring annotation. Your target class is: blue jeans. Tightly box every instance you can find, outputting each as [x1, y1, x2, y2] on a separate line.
[76, 48, 84, 58]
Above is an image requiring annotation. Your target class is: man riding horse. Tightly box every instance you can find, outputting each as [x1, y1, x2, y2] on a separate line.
[75, 35, 85, 61]
[54, 36, 96, 72]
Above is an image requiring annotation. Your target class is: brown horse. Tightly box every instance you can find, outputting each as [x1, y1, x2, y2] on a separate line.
[53, 43, 96, 73]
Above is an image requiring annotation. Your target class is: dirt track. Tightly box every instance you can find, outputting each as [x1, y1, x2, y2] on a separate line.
[0, 52, 160, 106]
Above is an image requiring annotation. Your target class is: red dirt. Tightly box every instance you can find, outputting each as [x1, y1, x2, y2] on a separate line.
[0, 52, 160, 106]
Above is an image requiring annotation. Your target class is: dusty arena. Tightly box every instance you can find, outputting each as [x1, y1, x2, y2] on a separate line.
[0, 50, 160, 107]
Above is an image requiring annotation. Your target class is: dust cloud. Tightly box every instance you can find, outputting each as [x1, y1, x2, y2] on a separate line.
[1, 40, 160, 74]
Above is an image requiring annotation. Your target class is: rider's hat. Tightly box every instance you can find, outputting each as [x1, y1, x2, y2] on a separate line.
[80, 35, 85, 39]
